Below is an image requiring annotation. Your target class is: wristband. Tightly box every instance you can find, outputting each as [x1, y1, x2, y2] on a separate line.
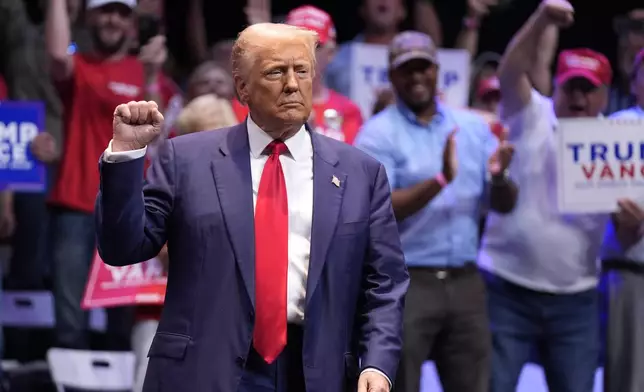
[435, 172, 448, 187]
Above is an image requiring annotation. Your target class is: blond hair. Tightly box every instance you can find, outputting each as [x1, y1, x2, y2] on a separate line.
[175, 94, 238, 135]
[231, 23, 319, 84]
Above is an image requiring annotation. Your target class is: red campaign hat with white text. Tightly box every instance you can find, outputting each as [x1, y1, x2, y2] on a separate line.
[285, 5, 337, 47]
[555, 49, 613, 87]
[477, 76, 501, 98]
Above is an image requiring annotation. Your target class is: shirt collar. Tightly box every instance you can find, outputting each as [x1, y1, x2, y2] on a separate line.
[395, 98, 446, 127]
[246, 116, 312, 161]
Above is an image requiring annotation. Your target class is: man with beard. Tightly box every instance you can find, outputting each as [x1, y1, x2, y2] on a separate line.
[355, 31, 517, 392]
[477, 1, 639, 391]
[44, 0, 167, 349]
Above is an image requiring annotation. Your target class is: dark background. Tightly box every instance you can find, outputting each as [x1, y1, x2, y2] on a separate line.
[22, 0, 643, 71]
[167, 0, 641, 69]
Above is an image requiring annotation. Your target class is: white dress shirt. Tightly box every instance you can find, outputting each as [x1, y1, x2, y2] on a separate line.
[103, 116, 388, 384]
[478, 89, 608, 293]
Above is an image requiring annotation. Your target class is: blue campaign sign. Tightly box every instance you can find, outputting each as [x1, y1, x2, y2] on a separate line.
[0, 102, 45, 192]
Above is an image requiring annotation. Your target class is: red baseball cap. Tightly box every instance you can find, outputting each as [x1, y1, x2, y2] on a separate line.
[555, 49, 612, 87]
[477, 76, 501, 98]
[285, 5, 336, 46]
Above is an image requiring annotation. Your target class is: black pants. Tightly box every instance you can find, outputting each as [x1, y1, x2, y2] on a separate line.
[395, 265, 491, 392]
[239, 324, 306, 392]
[5, 193, 50, 290]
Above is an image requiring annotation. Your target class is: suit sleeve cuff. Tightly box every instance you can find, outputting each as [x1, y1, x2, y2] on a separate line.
[103, 140, 147, 163]
[360, 368, 392, 388]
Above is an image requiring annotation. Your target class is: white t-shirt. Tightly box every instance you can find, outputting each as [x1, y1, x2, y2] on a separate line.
[478, 90, 608, 293]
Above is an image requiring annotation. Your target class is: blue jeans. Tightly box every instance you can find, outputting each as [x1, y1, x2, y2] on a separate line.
[50, 208, 133, 349]
[483, 271, 599, 392]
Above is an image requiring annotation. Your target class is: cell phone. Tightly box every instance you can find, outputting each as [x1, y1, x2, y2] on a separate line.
[138, 15, 161, 46]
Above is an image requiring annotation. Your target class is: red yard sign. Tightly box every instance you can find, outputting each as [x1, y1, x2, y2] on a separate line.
[82, 251, 167, 309]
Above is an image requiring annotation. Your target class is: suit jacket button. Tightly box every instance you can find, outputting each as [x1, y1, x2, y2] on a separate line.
[236, 356, 246, 366]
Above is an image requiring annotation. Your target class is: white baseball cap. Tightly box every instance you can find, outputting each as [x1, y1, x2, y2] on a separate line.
[86, 0, 137, 10]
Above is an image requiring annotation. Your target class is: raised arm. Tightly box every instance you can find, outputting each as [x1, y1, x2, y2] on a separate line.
[498, 0, 572, 119]
[95, 101, 169, 266]
[529, 25, 558, 96]
[359, 163, 409, 381]
[46, 0, 75, 81]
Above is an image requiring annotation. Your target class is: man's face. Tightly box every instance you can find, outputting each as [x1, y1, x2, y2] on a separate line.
[88, 3, 134, 55]
[237, 40, 313, 132]
[553, 77, 607, 118]
[389, 59, 438, 113]
[361, 0, 405, 32]
[188, 66, 235, 102]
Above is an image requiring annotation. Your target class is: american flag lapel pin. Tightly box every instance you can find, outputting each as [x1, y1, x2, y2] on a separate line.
[332, 175, 340, 188]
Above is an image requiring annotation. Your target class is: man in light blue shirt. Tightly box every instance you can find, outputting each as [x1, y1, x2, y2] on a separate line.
[355, 31, 517, 392]
[601, 48, 644, 392]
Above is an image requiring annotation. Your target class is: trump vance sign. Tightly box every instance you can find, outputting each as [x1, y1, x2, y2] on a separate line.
[556, 117, 644, 213]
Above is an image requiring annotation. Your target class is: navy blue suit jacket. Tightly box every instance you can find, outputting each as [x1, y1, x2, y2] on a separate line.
[95, 123, 409, 392]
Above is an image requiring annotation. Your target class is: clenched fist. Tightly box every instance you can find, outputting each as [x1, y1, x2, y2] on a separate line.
[112, 101, 164, 152]
[538, 0, 574, 27]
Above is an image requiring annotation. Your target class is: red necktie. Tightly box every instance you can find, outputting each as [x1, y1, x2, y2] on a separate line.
[253, 140, 289, 364]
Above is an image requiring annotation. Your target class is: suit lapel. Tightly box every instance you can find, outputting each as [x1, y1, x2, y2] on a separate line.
[210, 123, 256, 308]
[306, 132, 346, 307]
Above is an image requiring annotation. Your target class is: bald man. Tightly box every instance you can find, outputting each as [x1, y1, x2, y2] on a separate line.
[95, 23, 409, 392]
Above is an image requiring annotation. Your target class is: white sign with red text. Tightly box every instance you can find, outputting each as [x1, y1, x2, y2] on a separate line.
[349, 43, 471, 119]
[82, 251, 167, 309]
[556, 117, 644, 213]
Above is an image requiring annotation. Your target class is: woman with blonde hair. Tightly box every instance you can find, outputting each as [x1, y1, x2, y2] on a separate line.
[175, 93, 238, 135]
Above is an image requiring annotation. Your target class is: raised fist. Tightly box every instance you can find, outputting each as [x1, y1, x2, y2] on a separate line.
[538, 0, 574, 27]
[112, 101, 164, 152]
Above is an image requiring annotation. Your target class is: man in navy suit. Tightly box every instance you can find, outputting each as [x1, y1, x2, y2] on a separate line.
[95, 22, 409, 392]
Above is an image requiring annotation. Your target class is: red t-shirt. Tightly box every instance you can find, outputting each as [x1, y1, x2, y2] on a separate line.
[49, 54, 146, 213]
[231, 90, 363, 145]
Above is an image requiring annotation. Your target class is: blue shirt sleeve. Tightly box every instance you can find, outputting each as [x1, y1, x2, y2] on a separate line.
[354, 117, 398, 189]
